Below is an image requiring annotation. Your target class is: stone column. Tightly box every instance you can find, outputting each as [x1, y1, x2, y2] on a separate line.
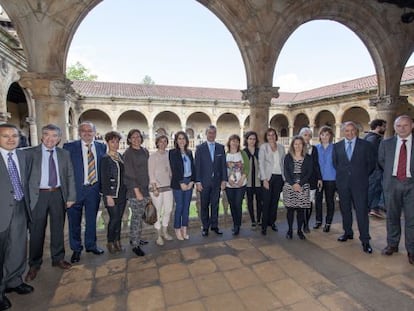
[242, 86, 279, 143]
[148, 126, 154, 150]
[19, 72, 72, 144]
[25, 117, 38, 146]
[370, 95, 408, 138]
[288, 126, 294, 142]
[335, 123, 342, 141]
[0, 111, 10, 122]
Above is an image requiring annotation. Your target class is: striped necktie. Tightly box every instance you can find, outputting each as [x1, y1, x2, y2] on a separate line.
[7, 152, 24, 200]
[87, 144, 97, 184]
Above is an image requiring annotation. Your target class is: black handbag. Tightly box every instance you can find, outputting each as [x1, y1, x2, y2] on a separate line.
[142, 199, 157, 225]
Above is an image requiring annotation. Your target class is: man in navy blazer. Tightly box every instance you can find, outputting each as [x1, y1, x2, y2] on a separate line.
[378, 115, 414, 264]
[195, 125, 228, 236]
[63, 121, 106, 263]
[333, 121, 376, 253]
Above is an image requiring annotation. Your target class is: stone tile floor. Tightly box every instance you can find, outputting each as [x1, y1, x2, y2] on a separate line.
[9, 212, 414, 311]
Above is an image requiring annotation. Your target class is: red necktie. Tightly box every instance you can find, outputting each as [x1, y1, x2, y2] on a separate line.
[397, 140, 407, 181]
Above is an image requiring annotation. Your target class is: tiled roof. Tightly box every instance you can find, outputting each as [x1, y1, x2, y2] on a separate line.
[72, 65, 414, 104]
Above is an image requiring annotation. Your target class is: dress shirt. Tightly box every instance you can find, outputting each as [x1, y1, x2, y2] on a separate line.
[392, 134, 412, 178]
[82, 140, 98, 185]
[0, 147, 21, 178]
[271, 149, 282, 174]
[40, 144, 61, 188]
[316, 143, 336, 181]
[344, 137, 356, 157]
[182, 153, 192, 178]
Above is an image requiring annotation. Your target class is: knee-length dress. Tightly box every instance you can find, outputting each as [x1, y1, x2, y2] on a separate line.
[283, 159, 310, 209]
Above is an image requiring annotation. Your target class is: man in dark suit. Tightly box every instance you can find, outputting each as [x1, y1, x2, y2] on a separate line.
[25, 124, 76, 282]
[333, 121, 376, 253]
[0, 123, 33, 311]
[378, 115, 414, 264]
[63, 121, 106, 263]
[195, 125, 228, 236]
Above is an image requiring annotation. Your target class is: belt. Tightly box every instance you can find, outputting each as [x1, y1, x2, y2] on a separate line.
[39, 187, 61, 192]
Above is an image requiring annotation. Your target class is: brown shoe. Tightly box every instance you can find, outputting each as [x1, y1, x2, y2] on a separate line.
[107, 242, 117, 254]
[52, 260, 72, 270]
[113, 240, 125, 253]
[381, 245, 399, 256]
[408, 253, 414, 265]
[25, 267, 39, 282]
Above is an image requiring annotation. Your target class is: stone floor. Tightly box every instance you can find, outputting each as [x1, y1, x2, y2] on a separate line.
[9, 210, 414, 311]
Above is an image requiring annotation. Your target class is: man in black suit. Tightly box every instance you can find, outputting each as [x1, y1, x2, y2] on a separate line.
[333, 121, 376, 253]
[378, 115, 414, 264]
[25, 124, 76, 282]
[0, 124, 33, 311]
[195, 125, 228, 236]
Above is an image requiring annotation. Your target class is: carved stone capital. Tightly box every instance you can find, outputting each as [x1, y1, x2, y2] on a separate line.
[241, 86, 279, 105]
[0, 111, 11, 122]
[369, 95, 408, 111]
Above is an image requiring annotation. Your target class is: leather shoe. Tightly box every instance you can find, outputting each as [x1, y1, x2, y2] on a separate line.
[70, 251, 81, 263]
[313, 223, 322, 229]
[132, 246, 145, 256]
[0, 296, 11, 310]
[408, 253, 414, 265]
[298, 231, 306, 240]
[271, 224, 278, 232]
[211, 227, 223, 235]
[232, 226, 240, 235]
[52, 260, 72, 270]
[86, 247, 104, 255]
[261, 229, 267, 236]
[25, 266, 39, 282]
[139, 240, 149, 245]
[337, 234, 354, 242]
[286, 231, 292, 239]
[201, 229, 208, 236]
[362, 243, 373, 254]
[382, 245, 398, 256]
[323, 224, 331, 232]
[5, 283, 34, 295]
[303, 225, 310, 234]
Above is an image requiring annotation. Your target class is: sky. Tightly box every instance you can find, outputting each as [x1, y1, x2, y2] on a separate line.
[67, 0, 414, 92]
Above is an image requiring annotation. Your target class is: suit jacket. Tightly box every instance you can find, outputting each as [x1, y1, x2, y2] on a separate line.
[195, 141, 227, 187]
[26, 145, 76, 209]
[63, 140, 106, 201]
[378, 136, 414, 191]
[283, 153, 313, 186]
[333, 138, 376, 191]
[258, 142, 285, 181]
[0, 149, 31, 232]
[169, 149, 195, 190]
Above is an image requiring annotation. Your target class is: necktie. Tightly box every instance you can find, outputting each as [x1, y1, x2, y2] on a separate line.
[397, 139, 407, 181]
[209, 143, 214, 161]
[7, 152, 24, 201]
[87, 144, 97, 184]
[346, 141, 352, 161]
[48, 150, 57, 187]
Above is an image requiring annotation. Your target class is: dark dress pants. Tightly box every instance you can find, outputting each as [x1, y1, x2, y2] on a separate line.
[104, 189, 126, 243]
[200, 182, 221, 230]
[315, 181, 336, 225]
[29, 190, 65, 267]
[261, 174, 283, 230]
[226, 186, 246, 228]
[246, 187, 263, 224]
[67, 184, 101, 251]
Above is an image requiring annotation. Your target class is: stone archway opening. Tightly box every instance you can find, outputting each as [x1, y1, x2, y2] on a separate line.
[293, 113, 310, 136]
[117, 110, 148, 149]
[6, 82, 30, 146]
[342, 107, 370, 137]
[78, 109, 111, 140]
[153, 111, 181, 148]
[315, 110, 336, 138]
[270, 114, 289, 146]
[216, 112, 239, 145]
[186, 111, 211, 147]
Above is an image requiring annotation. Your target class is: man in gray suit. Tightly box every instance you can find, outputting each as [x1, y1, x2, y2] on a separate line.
[0, 123, 33, 311]
[378, 115, 414, 264]
[25, 124, 76, 282]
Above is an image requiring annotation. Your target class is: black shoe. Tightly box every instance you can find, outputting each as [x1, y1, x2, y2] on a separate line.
[86, 247, 104, 255]
[382, 245, 399, 256]
[323, 224, 330, 232]
[337, 234, 353, 242]
[286, 231, 293, 239]
[297, 231, 306, 240]
[362, 243, 373, 254]
[313, 223, 322, 229]
[201, 228, 209, 236]
[211, 227, 223, 235]
[139, 240, 149, 245]
[261, 229, 267, 236]
[232, 227, 240, 235]
[303, 225, 310, 234]
[132, 246, 145, 256]
[271, 224, 278, 232]
[0, 296, 11, 311]
[70, 251, 81, 263]
[5, 283, 33, 295]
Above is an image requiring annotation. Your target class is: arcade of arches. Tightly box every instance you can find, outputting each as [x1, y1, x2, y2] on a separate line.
[0, 0, 414, 146]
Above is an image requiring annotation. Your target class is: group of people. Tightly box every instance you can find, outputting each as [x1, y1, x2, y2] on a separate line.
[1, 115, 413, 310]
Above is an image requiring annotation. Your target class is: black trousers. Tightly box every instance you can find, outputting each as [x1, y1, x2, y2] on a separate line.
[315, 181, 336, 225]
[261, 174, 283, 230]
[200, 183, 221, 229]
[29, 190, 65, 267]
[105, 193, 127, 243]
[246, 187, 263, 224]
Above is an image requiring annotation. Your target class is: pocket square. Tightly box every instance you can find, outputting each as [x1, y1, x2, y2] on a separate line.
[216, 154, 223, 157]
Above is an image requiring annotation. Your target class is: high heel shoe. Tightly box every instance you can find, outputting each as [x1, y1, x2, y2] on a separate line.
[323, 224, 330, 232]
[286, 230, 293, 239]
[297, 231, 306, 240]
[313, 223, 322, 229]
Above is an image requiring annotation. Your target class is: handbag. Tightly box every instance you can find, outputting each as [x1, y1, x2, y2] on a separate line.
[142, 199, 157, 225]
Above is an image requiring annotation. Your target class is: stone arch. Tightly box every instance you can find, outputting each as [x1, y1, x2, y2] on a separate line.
[342, 107, 370, 137]
[216, 112, 239, 143]
[6, 82, 31, 142]
[117, 110, 148, 139]
[78, 109, 112, 139]
[186, 111, 211, 143]
[314, 110, 336, 136]
[153, 111, 181, 141]
[269, 114, 289, 146]
[293, 113, 310, 135]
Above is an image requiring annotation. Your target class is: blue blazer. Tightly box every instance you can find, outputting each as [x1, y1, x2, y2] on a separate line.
[63, 140, 106, 201]
[333, 138, 376, 191]
[195, 141, 227, 187]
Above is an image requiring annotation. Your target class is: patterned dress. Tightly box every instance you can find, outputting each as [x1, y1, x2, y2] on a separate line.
[283, 159, 311, 209]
